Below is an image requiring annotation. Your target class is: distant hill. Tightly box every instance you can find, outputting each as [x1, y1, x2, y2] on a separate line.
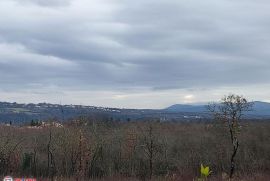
[0, 101, 269, 124]
[0, 101, 175, 124]
[165, 104, 207, 113]
[249, 101, 270, 117]
[165, 101, 270, 118]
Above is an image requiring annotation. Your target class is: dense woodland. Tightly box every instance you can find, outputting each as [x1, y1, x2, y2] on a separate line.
[0, 117, 269, 180]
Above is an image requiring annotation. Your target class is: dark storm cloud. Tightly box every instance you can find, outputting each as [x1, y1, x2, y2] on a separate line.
[0, 0, 270, 100]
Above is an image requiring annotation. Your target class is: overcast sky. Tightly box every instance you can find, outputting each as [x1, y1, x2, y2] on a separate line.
[0, 0, 270, 108]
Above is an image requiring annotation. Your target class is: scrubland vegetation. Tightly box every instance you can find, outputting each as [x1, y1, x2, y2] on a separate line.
[0, 118, 269, 180]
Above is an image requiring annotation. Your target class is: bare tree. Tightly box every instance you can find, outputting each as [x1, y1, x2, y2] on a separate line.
[208, 94, 253, 178]
[140, 123, 162, 179]
[47, 127, 56, 181]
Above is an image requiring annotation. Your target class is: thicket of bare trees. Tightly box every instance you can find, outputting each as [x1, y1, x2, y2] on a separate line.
[0, 118, 269, 180]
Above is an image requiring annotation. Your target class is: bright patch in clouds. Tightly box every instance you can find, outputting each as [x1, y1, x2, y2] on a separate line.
[184, 95, 195, 103]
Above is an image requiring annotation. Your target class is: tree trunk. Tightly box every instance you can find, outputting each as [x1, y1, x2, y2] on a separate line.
[149, 127, 153, 179]
[230, 139, 239, 178]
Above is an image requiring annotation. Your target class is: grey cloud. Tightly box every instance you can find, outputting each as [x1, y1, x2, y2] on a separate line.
[0, 0, 270, 101]
[13, 0, 71, 7]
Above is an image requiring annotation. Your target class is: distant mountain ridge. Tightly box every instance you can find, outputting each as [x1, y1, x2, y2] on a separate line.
[250, 101, 270, 117]
[165, 101, 270, 117]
